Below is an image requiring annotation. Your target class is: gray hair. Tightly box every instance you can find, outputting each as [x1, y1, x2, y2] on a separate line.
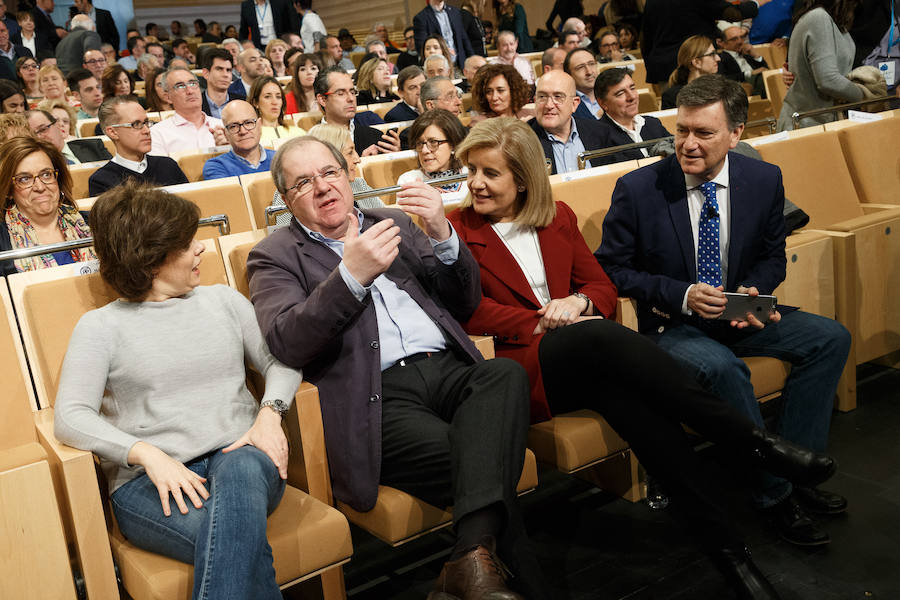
[70, 14, 94, 32]
[98, 94, 141, 132]
[365, 39, 386, 53]
[420, 76, 452, 104]
[160, 65, 196, 92]
[423, 53, 449, 71]
[271, 136, 348, 195]
[137, 53, 158, 73]
[221, 37, 240, 48]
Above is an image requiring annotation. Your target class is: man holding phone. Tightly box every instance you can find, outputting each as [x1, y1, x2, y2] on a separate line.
[597, 75, 851, 547]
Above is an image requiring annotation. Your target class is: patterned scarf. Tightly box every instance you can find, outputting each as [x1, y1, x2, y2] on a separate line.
[5, 202, 97, 272]
[424, 168, 464, 193]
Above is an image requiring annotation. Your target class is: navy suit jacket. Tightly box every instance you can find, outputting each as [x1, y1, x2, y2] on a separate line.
[529, 116, 609, 175]
[239, 0, 300, 50]
[31, 7, 60, 49]
[94, 7, 119, 52]
[717, 51, 768, 83]
[595, 152, 787, 335]
[593, 113, 671, 165]
[413, 4, 473, 69]
[573, 101, 598, 121]
[247, 208, 483, 511]
[384, 101, 419, 123]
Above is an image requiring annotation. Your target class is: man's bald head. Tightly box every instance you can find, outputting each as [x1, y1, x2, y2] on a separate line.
[221, 99, 262, 152]
[535, 70, 580, 137]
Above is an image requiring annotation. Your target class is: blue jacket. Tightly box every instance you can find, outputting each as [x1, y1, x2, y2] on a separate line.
[413, 4, 473, 69]
[203, 148, 275, 180]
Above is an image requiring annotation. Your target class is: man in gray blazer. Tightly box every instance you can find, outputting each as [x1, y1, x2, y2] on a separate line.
[56, 14, 102, 76]
[247, 136, 545, 600]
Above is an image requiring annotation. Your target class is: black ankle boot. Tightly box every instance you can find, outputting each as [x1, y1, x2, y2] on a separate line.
[710, 546, 782, 600]
[749, 428, 836, 487]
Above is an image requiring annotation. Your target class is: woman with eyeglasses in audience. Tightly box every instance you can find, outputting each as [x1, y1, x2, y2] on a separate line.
[248, 75, 305, 142]
[144, 68, 172, 113]
[470, 62, 532, 123]
[101, 64, 135, 100]
[37, 98, 79, 141]
[355, 57, 400, 105]
[447, 117, 835, 600]
[285, 53, 322, 114]
[0, 137, 95, 275]
[662, 35, 720, 109]
[15, 57, 42, 104]
[265, 39, 290, 77]
[54, 181, 301, 600]
[0, 79, 27, 113]
[398, 109, 469, 203]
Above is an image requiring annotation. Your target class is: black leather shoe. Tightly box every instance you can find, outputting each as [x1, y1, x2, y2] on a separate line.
[749, 428, 836, 486]
[710, 546, 782, 600]
[767, 494, 830, 546]
[795, 486, 848, 515]
[646, 475, 670, 510]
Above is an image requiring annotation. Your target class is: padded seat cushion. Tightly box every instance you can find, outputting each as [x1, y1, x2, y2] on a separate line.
[528, 409, 629, 473]
[110, 485, 351, 600]
[338, 449, 538, 546]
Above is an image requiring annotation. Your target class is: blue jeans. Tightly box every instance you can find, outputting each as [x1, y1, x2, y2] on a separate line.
[656, 310, 851, 508]
[111, 446, 285, 600]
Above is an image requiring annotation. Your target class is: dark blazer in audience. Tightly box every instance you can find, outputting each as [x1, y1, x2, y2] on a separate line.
[238, 0, 300, 50]
[528, 116, 609, 174]
[384, 101, 419, 122]
[88, 155, 189, 197]
[93, 6, 119, 51]
[31, 6, 61, 50]
[12, 30, 51, 54]
[413, 3, 473, 69]
[68, 138, 112, 163]
[593, 112, 671, 164]
[717, 51, 768, 83]
[201, 90, 245, 117]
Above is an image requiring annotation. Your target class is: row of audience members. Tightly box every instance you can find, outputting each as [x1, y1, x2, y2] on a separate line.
[22, 73, 851, 600]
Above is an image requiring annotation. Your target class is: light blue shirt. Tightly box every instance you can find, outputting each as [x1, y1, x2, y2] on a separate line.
[431, 5, 455, 52]
[545, 118, 589, 173]
[204, 91, 228, 119]
[297, 208, 461, 370]
[576, 90, 602, 118]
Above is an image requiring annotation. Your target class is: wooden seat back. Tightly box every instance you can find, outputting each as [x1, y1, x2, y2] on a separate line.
[164, 178, 257, 238]
[239, 171, 278, 229]
[359, 149, 419, 189]
[834, 116, 900, 205]
[762, 69, 787, 120]
[174, 148, 228, 182]
[69, 160, 107, 200]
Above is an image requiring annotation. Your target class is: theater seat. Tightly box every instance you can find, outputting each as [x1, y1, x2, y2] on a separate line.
[762, 69, 787, 120]
[69, 160, 108, 200]
[359, 149, 419, 190]
[174, 148, 228, 182]
[239, 171, 278, 229]
[164, 177, 258, 238]
[832, 115, 900, 205]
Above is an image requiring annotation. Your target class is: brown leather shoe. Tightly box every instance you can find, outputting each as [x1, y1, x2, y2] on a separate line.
[426, 542, 523, 600]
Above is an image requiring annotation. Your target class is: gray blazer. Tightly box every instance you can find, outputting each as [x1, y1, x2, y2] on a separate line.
[777, 8, 863, 130]
[247, 208, 483, 511]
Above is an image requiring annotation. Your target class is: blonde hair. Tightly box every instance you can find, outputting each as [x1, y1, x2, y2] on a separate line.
[456, 117, 555, 228]
[0, 113, 31, 140]
[37, 98, 77, 136]
[307, 123, 352, 152]
[355, 57, 390, 97]
[668, 35, 714, 87]
[37, 64, 66, 97]
[265, 39, 289, 66]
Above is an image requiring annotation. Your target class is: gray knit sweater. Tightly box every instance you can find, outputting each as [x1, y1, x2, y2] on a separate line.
[777, 7, 864, 131]
[54, 284, 302, 493]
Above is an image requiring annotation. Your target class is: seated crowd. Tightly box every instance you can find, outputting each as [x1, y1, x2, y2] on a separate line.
[1, 1, 885, 598]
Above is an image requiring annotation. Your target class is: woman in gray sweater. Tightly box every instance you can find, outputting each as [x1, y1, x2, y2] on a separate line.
[54, 183, 302, 600]
[777, 0, 864, 130]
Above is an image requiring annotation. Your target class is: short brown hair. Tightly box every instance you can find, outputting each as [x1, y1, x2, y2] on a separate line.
[456, 117, 555, 228]
[0, 136, 74, 209]
[405, 109, 468, 171]
[100, 64, 133, 98]
[470, 63, 530, 116]
[90, 182, 200, 301]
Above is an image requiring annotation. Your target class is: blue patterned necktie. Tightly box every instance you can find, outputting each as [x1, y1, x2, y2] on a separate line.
[697, 181, 722, 287]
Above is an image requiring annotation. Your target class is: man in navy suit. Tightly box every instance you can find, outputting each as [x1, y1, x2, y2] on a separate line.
[413, 0, 473, 71]
[238, 0, 300, 50]
[593, 67, 671, 165]
[597, 75, 851, 548]
[384, 65, 424, 123]
[528, 70, 608, 174]
[564, 48, 601, 120]
[73, 0, 119, 52]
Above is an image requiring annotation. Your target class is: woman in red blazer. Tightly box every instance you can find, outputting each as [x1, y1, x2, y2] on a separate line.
[447, 117, 834, 599]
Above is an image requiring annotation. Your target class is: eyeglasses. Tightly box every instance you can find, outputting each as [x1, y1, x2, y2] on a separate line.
[20, 62, 38, 70]
[699, 50, 719, 58]
[171, 80, 200, 91]
[108, 119, 154, 131]
[322, 88, 358, 99]
[535, 92, 570, 105]
[12, 169, 57, 190]
[286, 167, 344, 196]
[415, 138, 449, 152]
[724, 34, 748, 43]
[33, 118, 56, 136]
[441, 89, 463, 101]
[224, 118, 258, 133]
[599, 41, 620, 49]
[84, 58, 107, 65]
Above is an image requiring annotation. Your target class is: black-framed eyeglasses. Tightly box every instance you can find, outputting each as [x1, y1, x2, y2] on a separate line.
[322, 88, 358, 99]
[33, 116, 57, 136]
[84, 58, 107, 65]
[224, 118, 258, 133]
[286, 167, 344, 196]
[12, 169, 58, 190]
[20, 62, 38, 70]
[415, 138, 449, 152]
[172, 80, 200, 91]
[699, 50, 719, 58]
[108, 119, 154, 131]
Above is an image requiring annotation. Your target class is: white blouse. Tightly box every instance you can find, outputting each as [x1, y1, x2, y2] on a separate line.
[491, 222, 551, 307]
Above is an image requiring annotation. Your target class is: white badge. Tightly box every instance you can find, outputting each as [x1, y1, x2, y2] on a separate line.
[878, 61, 896, 87]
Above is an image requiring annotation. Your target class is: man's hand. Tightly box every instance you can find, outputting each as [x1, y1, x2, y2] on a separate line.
[361, 144, 380, 156]
[537, 295, 589, 331]
[210, 125, 228, 146]
[222, 407, 289, 479]
[342, 212, 401, 285]
[396, 179, 450, 241]
[782, 64, 795, 87]
[128, 441, 209, 517]
[376, 128, 402, 154]
[730, 285, 781, 329]
[610, 48, 624, 62]
[687, 283, 727, 319]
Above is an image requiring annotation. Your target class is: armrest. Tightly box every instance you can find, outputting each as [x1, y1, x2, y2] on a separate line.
[777, 232, 835, 318]
[615, 297, 639, 332]
[284, 382, 334, 505]
[32, 408, 119, 600]
[469, 335, 495, 359]
[861, 203, 900, 214]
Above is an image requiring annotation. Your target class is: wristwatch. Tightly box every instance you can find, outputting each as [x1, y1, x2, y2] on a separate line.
[260, 399, 289, 418]
[573, 292, 591, 314]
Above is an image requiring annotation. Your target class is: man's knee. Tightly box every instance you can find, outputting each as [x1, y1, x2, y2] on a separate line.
[472, 358, 530, 413]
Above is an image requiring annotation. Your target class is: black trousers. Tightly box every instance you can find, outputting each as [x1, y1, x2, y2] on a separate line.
[540, 319, 759, 550]
[379, 352, 551, 596]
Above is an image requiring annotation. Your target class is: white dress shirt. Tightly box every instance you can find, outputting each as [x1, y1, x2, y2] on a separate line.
[608, 114, 649, 157]
[255, 0, 276, 45]
[111, 153, 148, 174]
[149, 112, 223, 156]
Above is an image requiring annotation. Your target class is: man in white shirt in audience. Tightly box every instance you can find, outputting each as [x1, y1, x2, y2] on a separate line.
[296, 0, 326, 52]
[202, 100, 275, 180]
[89, 96, 189, 196]
[421, 76, 463, 116]
[490, 30, 535, 86]
[565, 47, 601, 120]
[150, 66, 227, 155]
[315, 66, 401, 156]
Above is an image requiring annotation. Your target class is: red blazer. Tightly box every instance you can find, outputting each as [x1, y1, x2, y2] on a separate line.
[449, 201, 618, 423]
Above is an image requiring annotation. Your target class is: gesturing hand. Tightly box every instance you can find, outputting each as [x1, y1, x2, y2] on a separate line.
[687, 283, 727, 319]
[222, 407, 289, 479]
[537, 295, 589, 331]
[128, 441, 209, 517]
[342, 212, 401, 285]
[396, 179, 451, 241]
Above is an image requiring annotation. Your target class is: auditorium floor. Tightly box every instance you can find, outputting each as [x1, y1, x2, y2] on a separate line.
[329, 364, 900, 600]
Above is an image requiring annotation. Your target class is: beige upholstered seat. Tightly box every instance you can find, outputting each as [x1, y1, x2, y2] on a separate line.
[762, 69, 787, 120]
[239, 171, 278, 229]
[833, 115, 900, 205]
[164, 177, 258, 238]
[173, 148, 228, 182]
[69, 160, 108, 200]
[360, 149, 419, 191]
